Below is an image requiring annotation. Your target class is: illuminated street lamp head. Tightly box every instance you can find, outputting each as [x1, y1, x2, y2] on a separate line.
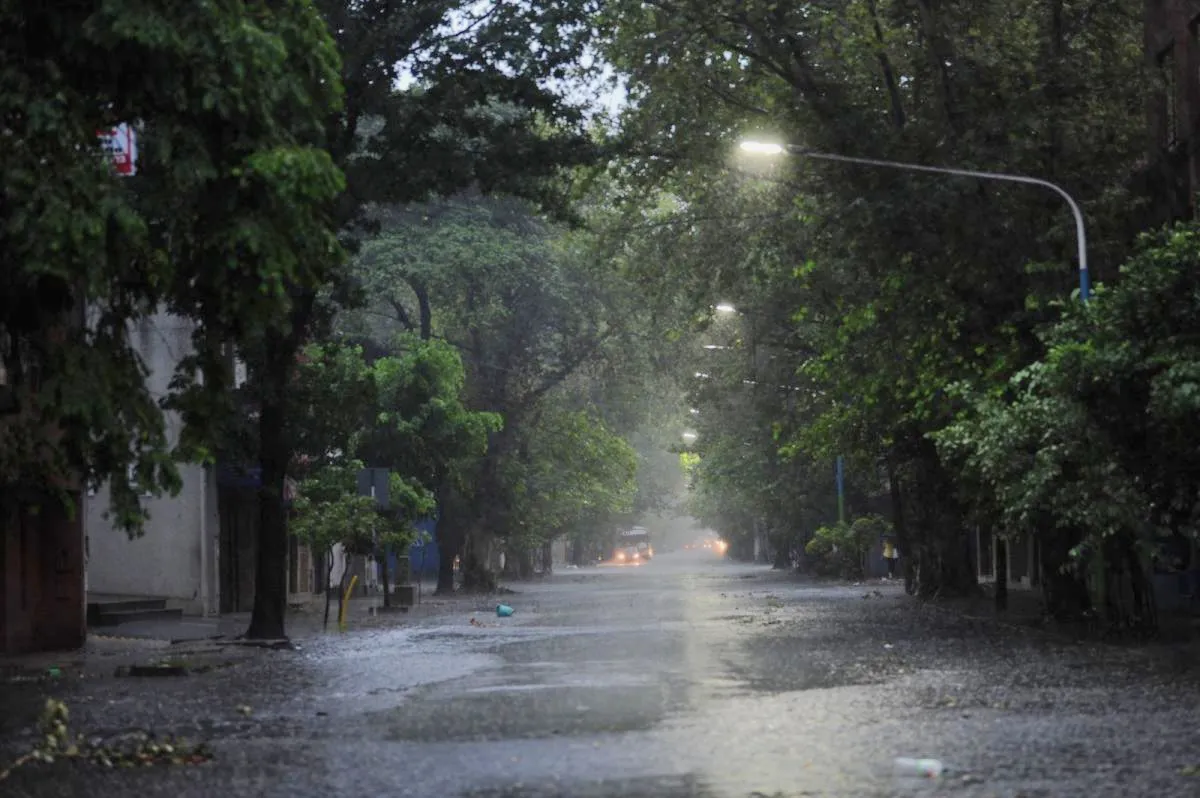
[739, 140, 785, 156]
[681, 431, 698, 443]
[714, 303, 736, 314]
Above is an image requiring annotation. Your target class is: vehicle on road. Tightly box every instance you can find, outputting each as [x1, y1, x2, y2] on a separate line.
[613, 526, 653, 564]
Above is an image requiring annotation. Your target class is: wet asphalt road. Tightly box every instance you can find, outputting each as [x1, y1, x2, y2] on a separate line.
[3, 551, 1200, 797]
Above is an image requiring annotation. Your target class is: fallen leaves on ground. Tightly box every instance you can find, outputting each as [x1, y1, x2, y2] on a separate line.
[0, 699, 213, 783]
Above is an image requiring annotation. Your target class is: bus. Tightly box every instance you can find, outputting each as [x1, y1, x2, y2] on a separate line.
[613, 526, 653, 564]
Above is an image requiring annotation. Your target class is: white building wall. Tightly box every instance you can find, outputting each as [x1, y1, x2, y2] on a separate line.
[84, 309, 220, 616]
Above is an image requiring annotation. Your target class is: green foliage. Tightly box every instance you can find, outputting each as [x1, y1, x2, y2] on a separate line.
[508, 408, 638, 548]
[290, 342, 376, 472]
[936, 224, 1200, 573]
[596, 0, 1151, 593]
[290, 336, 490, 512]
[289, 462, 382, 558]
[1, 0, 344, 533]
[289, 458, 432, 612]
[366, 336, 502, 490]
[340, 194, 660, 578]
[805, 515, 890, 580]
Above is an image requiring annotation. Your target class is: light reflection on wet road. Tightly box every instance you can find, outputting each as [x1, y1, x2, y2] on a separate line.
[3, 552, 1200, 797]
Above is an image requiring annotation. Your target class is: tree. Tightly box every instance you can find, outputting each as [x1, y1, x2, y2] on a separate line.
[286, 336, 491, 599]
[289, 462, 378, 630]
[1, 0, 344, 536]
[503, 407, 638, 576]
[290, 461, 434, 629]
[343, 196, 634, 591]
[237, 0, 603, 638]
[598, 0, 1149, 596]
[806, 515, 892, 580]
[936, 224, 1200, 630]
[363, 337, 501, 490]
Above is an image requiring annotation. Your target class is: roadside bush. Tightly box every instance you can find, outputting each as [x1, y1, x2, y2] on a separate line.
[805, 514, 891, 579]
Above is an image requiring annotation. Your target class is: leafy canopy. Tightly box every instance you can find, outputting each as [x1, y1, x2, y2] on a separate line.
[1, 0, 344, 532]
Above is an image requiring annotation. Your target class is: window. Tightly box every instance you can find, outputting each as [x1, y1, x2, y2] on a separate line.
[1160, 46, 1179, 149]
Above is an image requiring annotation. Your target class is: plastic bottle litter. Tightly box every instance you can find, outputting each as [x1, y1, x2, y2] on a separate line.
[496, 604, 515, 617]
[893, 757, 945, 778]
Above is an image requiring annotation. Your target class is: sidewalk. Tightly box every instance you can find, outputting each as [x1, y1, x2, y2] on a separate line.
[1, 592, 480, 680]
[89, 591, 471, 642]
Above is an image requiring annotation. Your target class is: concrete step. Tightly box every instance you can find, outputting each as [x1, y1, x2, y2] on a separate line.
[88, 599, 182, 627]
[87, 598, 167, 626]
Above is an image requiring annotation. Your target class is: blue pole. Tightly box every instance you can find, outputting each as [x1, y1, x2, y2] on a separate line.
[836, 455, 845, 524]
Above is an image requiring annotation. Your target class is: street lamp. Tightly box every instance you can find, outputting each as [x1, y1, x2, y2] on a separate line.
[714, 302, 737, 314]
[738, 140, 1091, 301]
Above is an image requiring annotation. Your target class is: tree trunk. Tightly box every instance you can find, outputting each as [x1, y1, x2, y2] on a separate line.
[435, 488, 468, 594]
[910, 443, 978, 598]
[1041, 527, 1090, 621]
[887, 455, 910, 564]
[517, 547, 534, 580]
[380, 545, 391, 608]
[336, 565, 350, 629]
[462, 524, 497, 592]
[541, 540, 553, 576]
[435, 539, 456, 594]
[322, 553, 335, 631]
[245, 332, 294, 640]
[995, 534, 1009, 612]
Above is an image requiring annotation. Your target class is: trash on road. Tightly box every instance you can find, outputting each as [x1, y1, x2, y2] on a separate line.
[496, 604, 515, 617]
[894, 757, 945, 778]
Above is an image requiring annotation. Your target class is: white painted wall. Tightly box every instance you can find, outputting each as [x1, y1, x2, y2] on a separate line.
[324, 544, 379, 595]
[327, 544, 349, 588]
[84, 310, 220, 616]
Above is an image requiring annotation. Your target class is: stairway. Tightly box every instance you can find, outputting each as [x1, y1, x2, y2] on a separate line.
[87, 598, 182, 628]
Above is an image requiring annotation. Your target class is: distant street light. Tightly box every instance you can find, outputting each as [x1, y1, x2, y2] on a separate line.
[738, 140, 1091, 301]
[714, 303, 737, 314]
[681, 431, 698, 443]
[703, 344, 733, 350]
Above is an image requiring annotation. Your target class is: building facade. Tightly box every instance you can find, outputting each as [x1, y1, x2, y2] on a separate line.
[85, 311, 319, 619]
[1, 299, 87, 653]
[83, 310, 221, 616]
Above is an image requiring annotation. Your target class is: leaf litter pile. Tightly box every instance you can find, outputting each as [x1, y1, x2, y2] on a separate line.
[0, 699, 212, 782]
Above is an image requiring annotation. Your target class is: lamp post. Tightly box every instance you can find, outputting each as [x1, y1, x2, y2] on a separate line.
[738, 141, 1091, 301]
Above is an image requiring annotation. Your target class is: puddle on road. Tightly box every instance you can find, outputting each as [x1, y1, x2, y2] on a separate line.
[272, 626, 502, 716]
[463, 665, 657, 696]
[459, 772, 721, 798]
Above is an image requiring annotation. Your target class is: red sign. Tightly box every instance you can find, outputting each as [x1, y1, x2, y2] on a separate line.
[97, 123, 137, 176]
